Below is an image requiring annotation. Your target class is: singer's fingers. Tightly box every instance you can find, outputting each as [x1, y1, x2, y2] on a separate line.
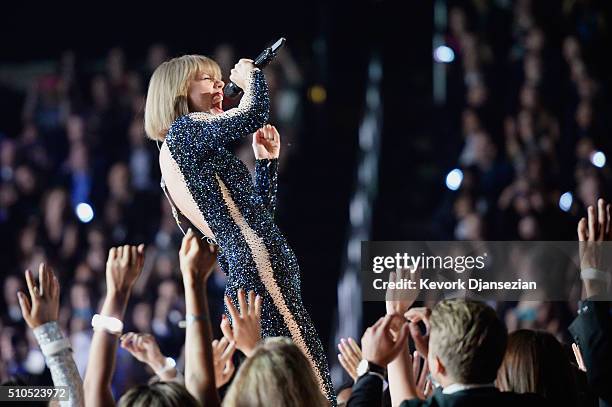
[269, 125, 280, 140]
[264, 126, 274, 140]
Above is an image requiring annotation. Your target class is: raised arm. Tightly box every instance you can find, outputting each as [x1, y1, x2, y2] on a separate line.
[83, 244, 145, 407]
[179, 228, 220, 406]
[385, 270, 422, 406]
[18, 263, 84, 407]
[348, 314, 409, 407]
[252, 125, 280, 216]
[570, 198, 612, 404]
[120, 332, 181, 382]
[171, 61, 270, 153]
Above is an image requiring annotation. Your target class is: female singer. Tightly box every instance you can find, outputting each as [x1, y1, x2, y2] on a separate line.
[144, 55, 335, 405]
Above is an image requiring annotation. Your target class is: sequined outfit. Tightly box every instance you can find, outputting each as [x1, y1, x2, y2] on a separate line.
[33, 321, 84, 407]
[160, 69, 336, 405]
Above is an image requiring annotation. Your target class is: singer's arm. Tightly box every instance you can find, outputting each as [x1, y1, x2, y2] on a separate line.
[255, 158, 278, 217]
[170, 69, 270, 153]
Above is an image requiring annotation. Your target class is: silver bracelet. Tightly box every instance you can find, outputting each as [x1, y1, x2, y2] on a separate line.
[581, 267, 611, 282]
[178, 314, 208, 328]
[40, 338, 72, 357]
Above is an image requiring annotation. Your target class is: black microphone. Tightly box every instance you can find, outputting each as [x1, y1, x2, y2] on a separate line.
[223, 37, 286, 98]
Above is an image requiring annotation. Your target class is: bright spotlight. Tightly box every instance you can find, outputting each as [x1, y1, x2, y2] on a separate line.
[76, 202, 94, 223]
[591, 151, 606, 168]
[434, 45, 455, 63]
[559, 192, 573, 212]
[446, 168, 463, 191]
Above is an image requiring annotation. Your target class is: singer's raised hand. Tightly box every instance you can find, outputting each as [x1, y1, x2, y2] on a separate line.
[253, 124, 280, 159]
[229, 59, 256, 91]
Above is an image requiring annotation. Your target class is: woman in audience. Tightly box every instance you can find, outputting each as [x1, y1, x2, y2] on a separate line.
[17, 263, 84, 407]
[83, 230, 220, 407]
[223, 336, 328, 407]
[496, 329, 579, 406]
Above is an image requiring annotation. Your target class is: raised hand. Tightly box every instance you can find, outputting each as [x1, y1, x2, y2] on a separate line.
[221, 289, 262, 357]
[106, 244, 145, 296]
[179, 229, 218, 286]
[17, 263, 60, 329]
[361, 314, 409, 367]
[212, 337, 236, 388]
[386, 268, 420, 316]
[252, 124, 280, 159]
[577, 198, 612, 297]
[411, 351, 432, 399]
[120, 333, 164, 368]
[404, 307, 431, 358]
[229, 58, 256, 91]
[337, 337, 362, 381]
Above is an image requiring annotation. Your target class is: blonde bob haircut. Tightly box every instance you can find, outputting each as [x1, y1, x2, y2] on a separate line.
[223, 337, 328, 407]
[144, 55, 221, 141]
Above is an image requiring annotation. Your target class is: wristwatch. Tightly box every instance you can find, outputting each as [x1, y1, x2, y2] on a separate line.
[357, 359, 386, 380]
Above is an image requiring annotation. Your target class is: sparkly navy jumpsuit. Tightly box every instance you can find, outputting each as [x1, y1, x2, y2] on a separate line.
[161, 69, 336, 405]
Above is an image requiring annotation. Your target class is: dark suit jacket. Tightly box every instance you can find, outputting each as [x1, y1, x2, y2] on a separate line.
[347, 374, 547, 407]
[569, 299, 612, 407]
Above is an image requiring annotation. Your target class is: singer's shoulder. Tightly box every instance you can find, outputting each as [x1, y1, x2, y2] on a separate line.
[169, 112, 212, 129]
[166, 114, 203, 139]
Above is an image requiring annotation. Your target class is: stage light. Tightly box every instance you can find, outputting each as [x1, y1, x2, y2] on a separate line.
[308, 85, 327, 103]
[591, 150, 606, 168]
[446, 168, 463, 191]
[434, 45, 455, 63]
[76, 202, 94, 223]
[559, 192, 573, 212]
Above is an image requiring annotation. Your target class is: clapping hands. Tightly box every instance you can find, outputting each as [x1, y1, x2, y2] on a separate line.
[337, 337, 362, 381]
[361, 314, 409, 368]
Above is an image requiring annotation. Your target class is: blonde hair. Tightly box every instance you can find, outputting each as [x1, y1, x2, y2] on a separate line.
[144, 55, 221, 141]
[223, 337, 328, 407]
[429, 299, 507, 384]
[117, 382, 198, 407]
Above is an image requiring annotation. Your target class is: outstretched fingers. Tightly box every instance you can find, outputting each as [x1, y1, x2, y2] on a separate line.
[17, 291, 31, 319]
[220, 315, 235, 342]
[578, 218, 588, 241]
[237, 289, 248, 317]
[25, 269, 37, 299]
[598, 199, 606, 241]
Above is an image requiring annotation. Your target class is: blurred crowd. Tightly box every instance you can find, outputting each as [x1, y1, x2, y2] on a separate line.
[0, 42, 304, 394]
[432, 0, 611, 342]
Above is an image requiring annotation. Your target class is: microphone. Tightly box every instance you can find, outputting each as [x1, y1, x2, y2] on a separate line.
[223, 37, 286, 98]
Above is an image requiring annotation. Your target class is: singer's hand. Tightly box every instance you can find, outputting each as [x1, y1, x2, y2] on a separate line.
[253, 125, 280, 159]
[229, 59, 256, 91]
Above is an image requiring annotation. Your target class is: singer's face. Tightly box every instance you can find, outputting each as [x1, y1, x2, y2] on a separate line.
[188, 70, 224, 114]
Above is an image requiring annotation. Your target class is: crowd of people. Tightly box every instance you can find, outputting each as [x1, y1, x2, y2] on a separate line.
[431, 0, 612, 344]
[1, 0, 612, 406]
[4, 200, 612, 406]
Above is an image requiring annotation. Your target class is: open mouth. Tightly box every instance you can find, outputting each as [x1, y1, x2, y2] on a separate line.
[211, 92, 224, 113]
